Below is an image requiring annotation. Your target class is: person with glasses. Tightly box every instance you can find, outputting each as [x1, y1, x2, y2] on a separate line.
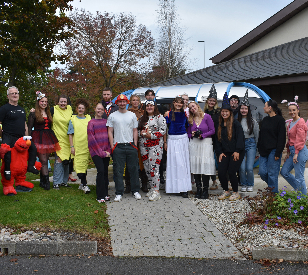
[0, 86, 39, 184]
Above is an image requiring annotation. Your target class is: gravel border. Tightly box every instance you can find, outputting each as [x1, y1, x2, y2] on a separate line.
[191, 195, 308, 259]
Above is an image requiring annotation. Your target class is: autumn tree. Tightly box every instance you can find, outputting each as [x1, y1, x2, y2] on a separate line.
[0, 0, 73, 86]
[66, 10, 154, 91]
[153, 0, 190, 81]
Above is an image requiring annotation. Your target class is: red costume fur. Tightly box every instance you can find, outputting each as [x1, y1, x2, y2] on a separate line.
[0, 137, 42, 195]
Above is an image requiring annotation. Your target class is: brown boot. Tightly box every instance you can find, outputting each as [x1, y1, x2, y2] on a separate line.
[124, 170, 131, 193]
[140, 169, 148, 192]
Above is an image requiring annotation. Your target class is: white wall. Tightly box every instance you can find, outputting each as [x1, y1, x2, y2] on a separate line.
[233, 7, 308, 59]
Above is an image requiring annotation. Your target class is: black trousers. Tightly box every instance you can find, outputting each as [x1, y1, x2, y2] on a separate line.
[3, 132, 37, 170]
[217, 152, 244, 192]
[92, 155, 110, 200]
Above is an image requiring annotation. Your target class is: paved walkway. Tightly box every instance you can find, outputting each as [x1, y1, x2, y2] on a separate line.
[43, 166, 308, 259]
[106, 185, 243, 259]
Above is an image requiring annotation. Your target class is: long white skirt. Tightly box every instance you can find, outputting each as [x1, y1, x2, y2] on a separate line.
[166, 133, 192, 193]
[189, 137, 216, 175]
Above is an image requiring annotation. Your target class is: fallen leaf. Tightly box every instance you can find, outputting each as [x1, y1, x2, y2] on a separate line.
[10, 258, 18, 262]
[94, 210, 98, 214]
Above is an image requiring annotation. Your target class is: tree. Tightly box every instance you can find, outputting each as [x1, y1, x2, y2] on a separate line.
[66, 10, 154, 90]
[154, 0, 190, 81]
[0, 0, 73, 86]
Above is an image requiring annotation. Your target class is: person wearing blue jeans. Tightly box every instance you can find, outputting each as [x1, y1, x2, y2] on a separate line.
[257, 99, 286, 193]
[240, 138, 257, 191]
[238, 91, 259, 192]
[280, 99, 308, 194]
[281, 146, 308, 194]
[259, 149, 282, 193]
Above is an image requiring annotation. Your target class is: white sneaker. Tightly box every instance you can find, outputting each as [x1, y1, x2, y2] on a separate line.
[82, 185, 90, 194]
[241, 186, 247, 192]
[247, 187, 253, 192]
[114, 195, 122, 202]
[133, 192, 141, 200]
[146, 189, 154, 197]
[149, 191, 161, 201]
[78, 184, 83, 190]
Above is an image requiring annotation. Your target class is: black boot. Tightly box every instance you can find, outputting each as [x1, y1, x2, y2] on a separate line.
[124, 170, 131, 193]
[181, 192, 188, 198]
[39, 172, 44, 189]
[194, 174, 202, 199]
[43, 175, 50, 190]
[140, 169, 148, 192]
[201, 175, 209, 199]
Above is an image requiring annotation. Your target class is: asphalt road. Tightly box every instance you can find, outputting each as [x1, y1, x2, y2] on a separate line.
[0, 256, 307, 275]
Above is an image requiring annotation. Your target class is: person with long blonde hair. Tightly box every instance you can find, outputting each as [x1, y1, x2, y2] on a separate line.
[187, 101, 215, 199]
[215, 92, 245, 201]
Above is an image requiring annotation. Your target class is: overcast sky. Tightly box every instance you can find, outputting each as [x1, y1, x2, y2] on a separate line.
[70, 0, 293, 72]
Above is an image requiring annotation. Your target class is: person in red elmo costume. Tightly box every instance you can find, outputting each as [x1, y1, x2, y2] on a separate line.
[0, 136, 42, 195]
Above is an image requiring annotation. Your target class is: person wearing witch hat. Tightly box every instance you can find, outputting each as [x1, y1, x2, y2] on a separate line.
[238, 90, 259, 192]
[215, 92, 245, 201]
[107, 94, 142, 202]
[229, 94, 240, 119]
[204, 84, 220, 190]
[101, 87, 119, 119]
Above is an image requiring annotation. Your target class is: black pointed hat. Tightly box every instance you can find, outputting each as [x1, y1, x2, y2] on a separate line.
[241, 89, 250, 106]
[208, 84, 217, 100]
[221, 91, 232, 111]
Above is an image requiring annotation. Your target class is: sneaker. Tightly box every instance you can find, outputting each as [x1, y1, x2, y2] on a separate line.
[247, 187, 253, 192]
[149, 191, 161, 201]
[133, 192, 141, 200]
[229, 192, 241, 201]
[97, 199, 105, 203]
[210, 182, 218, 190]
[53, 184, 60, 190]
[82, 185, 90, 194]
[114, 195, 122, 202]
[78, 184, 83, 190]
[218, 191, 231, 200]
[61, 182, 71, 188]
[241, 186, 247, 192]
[15, 186, 32, 192]
[105, 196, 110, 201]
[146, 189, 154, 197]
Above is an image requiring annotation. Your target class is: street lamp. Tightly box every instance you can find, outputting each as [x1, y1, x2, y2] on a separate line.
[198, 41, 205, 68]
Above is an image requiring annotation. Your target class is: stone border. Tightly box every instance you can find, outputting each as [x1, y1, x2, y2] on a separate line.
[252, 247, 308, 261]
[0, 241, 97, 256]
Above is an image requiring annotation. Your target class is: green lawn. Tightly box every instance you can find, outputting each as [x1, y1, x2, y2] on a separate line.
[0, 171, 109, 238]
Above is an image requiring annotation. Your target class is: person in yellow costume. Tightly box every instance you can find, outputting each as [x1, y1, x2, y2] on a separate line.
[51, 95, 73, 189]
[68, 99, 91, 194]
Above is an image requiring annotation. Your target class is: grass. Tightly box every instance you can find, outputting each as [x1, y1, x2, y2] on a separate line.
[0, 170, 110, 239]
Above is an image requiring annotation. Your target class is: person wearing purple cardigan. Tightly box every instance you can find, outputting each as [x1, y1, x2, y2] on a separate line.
[187, 101, 216, 199]
[87, 103, 111, 203]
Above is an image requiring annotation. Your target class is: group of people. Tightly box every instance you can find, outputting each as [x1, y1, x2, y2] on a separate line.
[0, 85, 307, 203]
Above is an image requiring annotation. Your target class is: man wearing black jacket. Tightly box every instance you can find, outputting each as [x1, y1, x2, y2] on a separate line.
[102, 87, 119, 119]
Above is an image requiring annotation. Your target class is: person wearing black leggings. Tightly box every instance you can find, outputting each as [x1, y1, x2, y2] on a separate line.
[215, 92, 245, 201]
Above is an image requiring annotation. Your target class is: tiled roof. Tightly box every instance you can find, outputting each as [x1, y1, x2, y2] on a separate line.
[152, 37, 308, 87]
